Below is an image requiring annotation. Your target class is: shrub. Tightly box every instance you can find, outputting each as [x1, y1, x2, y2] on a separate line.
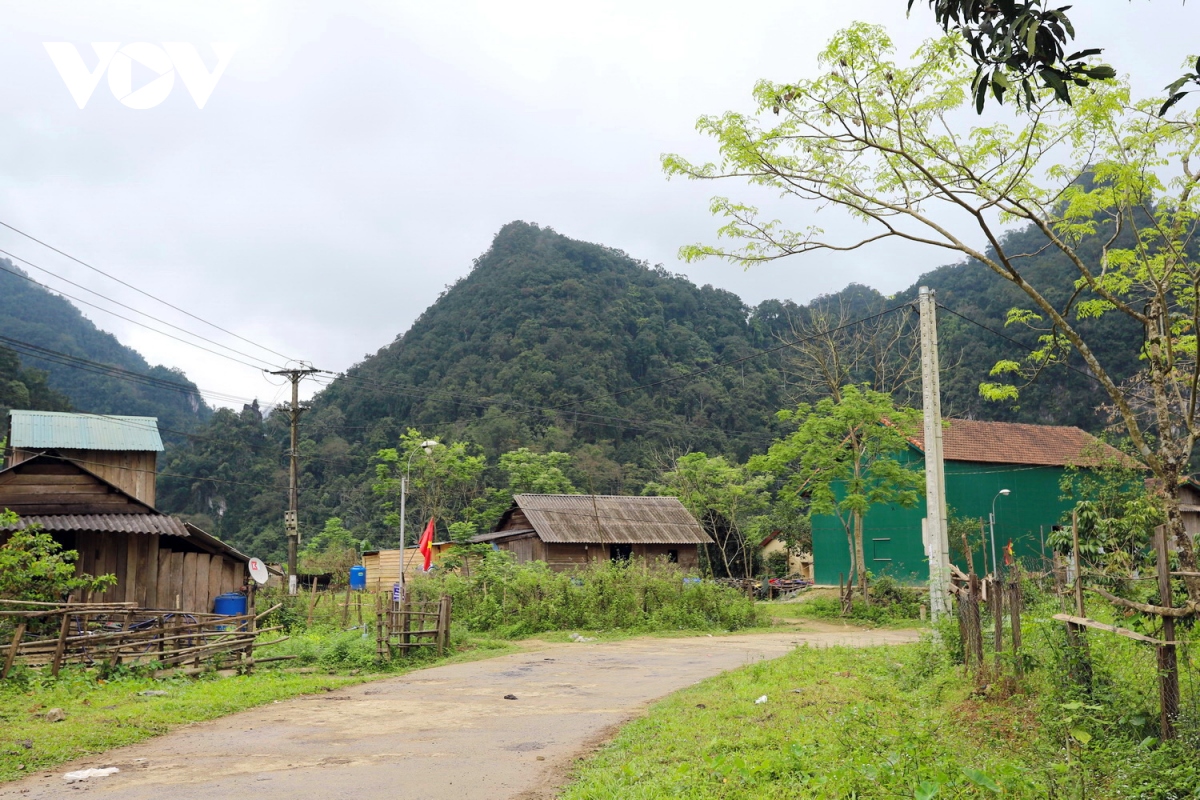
[406, 551, 765, 637]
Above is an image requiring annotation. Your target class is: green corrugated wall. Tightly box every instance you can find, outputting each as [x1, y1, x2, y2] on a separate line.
[811, 451, 1072, 585]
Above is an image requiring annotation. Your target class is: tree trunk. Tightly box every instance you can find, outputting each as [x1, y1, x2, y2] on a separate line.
[854, 511, 869, 606]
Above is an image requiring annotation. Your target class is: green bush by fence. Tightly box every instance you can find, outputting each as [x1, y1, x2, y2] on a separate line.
[405, 551, 765, 637]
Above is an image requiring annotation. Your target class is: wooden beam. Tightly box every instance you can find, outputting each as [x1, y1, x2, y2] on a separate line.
[1051, 614, 1175, 646]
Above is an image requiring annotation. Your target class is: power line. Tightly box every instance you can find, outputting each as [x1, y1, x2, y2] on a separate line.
[0, 219, 295, 363]
[0, 259, 276, 372]
[0, 333, 254, 407]
[0, 248, 285, 370]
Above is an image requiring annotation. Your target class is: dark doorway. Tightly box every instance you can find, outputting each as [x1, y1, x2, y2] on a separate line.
[610, 544, 633, 561]
[667, 549, 679, 563]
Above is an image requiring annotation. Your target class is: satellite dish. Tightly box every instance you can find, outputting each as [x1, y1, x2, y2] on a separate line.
[248, 558, 269, 585]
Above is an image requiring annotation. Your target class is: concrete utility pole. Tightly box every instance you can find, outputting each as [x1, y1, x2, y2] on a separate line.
[269, 365, 320, 595]
[918, 287, 951, 620]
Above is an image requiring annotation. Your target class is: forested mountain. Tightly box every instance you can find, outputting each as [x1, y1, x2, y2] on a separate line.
[0, 346, 71, 418]
[0, 260, 211, 438]
[159, 221, 1149, 559]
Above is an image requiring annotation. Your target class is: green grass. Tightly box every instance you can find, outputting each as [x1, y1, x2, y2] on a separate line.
[562, 641, 1052, 799]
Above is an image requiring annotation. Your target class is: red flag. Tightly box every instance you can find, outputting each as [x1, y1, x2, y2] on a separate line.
[418, 518, 436, 571]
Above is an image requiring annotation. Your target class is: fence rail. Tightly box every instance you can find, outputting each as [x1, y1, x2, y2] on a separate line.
[0, 599, 286, 679]
[375, 595, 452, 659]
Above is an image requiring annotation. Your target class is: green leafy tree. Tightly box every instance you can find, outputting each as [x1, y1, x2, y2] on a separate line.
[299, 517, 366, 580]
[373, 430, 487, 546]
[907, 0, 1116, 111]
[0, 510, 115, 601]
[645, 452, 769, 578]
[750, 386, 923, 601]
[665, 22, 1200, 605]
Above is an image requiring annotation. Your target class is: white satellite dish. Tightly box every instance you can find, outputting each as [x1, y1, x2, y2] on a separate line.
[248, 557, 269, 585]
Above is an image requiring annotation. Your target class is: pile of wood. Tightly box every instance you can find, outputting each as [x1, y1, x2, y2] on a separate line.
[0, 599, 289, 679]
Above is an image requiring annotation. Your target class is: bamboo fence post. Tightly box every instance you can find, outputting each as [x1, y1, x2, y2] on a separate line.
[341, 584, 351, 628]
[1155, 524, 1180, 739]
[1065, 508, 1092, 687]
[992, 576, 1004, 666]
[2, 622, 27, 680]
[306, 577, 319, 627]
[375, 593, 386, 660]
[50, 610, 73, 677]
[965, 574, 983, 669]
[1009, 577, 1022, 673]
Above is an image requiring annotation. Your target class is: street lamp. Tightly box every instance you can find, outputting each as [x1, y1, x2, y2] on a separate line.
[398, 440, 439, 602]
[989, 489, 1011, 577]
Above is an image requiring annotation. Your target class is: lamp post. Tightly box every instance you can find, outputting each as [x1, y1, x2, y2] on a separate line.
[398, 440, 439, 602]
[989, 489, 1011, 578]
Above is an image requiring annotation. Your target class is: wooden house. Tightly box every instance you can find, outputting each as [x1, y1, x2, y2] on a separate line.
[472, 494, 712, 571]
[759, 531, 813, 581]
[361, 543, 454, 591]
[1, 410, 252, 612]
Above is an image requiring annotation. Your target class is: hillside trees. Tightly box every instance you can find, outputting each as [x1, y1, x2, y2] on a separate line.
[645, 453, 769, 579]
[665, 23, 1200, 604]
[0, 346, 71, 415]
[750, 386, 923, 602]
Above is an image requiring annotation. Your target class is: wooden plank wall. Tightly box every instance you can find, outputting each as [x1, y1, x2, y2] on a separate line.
[73, 532, 244, 612]
[59, 450, 157, 507]
[363, 546, 453, 590]
[0, 462, 147, 516]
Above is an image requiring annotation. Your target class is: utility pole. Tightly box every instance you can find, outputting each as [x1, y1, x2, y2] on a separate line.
[269, 365, 320, 595]
[918, 287, 951, 621]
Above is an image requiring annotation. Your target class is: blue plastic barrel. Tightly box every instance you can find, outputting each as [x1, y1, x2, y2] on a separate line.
[213, 592, 247, 616]
[349, 565, 367, 591]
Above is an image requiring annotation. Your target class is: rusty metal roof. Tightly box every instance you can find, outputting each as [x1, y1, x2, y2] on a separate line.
[909, 419, 1134, 467]
[8, 410, 164, 452]
[1, 514, 189, 537]
[492, 495, 712, 545]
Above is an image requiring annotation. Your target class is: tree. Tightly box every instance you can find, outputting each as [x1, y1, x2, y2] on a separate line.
[299, 517, 366, 580]
[665, 23, 1200, 606]
[749, 385, 923, 602]
[0, 511, 114, 602]
[907, 0, 1116, 111]
[373, 430, 487, 546]
[645, 453, 769, 578]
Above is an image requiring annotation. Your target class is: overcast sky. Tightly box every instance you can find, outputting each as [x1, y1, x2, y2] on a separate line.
[0, 1, 1195, 409]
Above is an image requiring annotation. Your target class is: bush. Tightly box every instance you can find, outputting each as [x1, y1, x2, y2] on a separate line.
[406, 551, 765, 637]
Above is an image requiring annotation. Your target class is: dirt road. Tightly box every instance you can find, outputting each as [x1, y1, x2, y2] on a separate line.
[1, 626, 918, 799]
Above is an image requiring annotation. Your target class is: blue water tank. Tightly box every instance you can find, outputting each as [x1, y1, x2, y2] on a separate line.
[349, 565, 367, 591]
[213, 592, 247, 616]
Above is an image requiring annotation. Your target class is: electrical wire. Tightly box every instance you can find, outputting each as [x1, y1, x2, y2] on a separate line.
[0, 260, 276, 372]
[0, 219, 295, 363]
[0, 249, 286, 370]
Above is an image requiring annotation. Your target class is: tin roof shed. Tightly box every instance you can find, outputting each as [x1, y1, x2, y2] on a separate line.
[8, 410, 164, 452]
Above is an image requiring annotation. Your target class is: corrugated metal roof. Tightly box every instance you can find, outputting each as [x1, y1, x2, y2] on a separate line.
[1, 513, 188, 537]
[493, 495, 712, 545]
[8, 410, 164, 452]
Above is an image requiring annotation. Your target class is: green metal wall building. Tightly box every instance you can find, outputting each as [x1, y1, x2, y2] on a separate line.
[811, 420, 1126, 585]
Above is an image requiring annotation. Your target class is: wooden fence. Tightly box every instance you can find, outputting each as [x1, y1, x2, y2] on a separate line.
[375, 595, 452, 660]
[0, 599, 289, 679]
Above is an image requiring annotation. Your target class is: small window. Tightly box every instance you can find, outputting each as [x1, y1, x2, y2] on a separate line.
[872, 538, 892, 562]
[610, 544, 633, 561]
[667, 549, 679, 563]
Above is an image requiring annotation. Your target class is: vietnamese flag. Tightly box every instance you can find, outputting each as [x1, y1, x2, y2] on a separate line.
[418, 518, 436, 571]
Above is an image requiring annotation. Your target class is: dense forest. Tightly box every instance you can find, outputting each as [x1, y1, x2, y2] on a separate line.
[0, 261, 211, 440]
[1, 220, 1146, 561]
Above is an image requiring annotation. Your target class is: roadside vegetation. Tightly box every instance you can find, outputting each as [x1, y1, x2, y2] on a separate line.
[565, 593, 1200, 799]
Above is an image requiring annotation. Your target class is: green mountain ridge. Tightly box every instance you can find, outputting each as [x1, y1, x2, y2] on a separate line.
[1, 221, 1143, 560]
[0, 260, 212, 438]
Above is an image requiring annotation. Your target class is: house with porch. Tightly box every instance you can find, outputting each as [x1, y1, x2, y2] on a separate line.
[811, 419, 1130, 585]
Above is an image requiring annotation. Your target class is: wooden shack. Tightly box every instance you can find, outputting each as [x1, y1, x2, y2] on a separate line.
[472, 494, 711, 571]
[361, 543, 454, 591]
[1, 410, 251, 612]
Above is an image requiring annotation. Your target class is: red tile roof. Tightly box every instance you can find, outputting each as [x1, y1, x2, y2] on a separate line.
[909, 419, 1133, 467]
